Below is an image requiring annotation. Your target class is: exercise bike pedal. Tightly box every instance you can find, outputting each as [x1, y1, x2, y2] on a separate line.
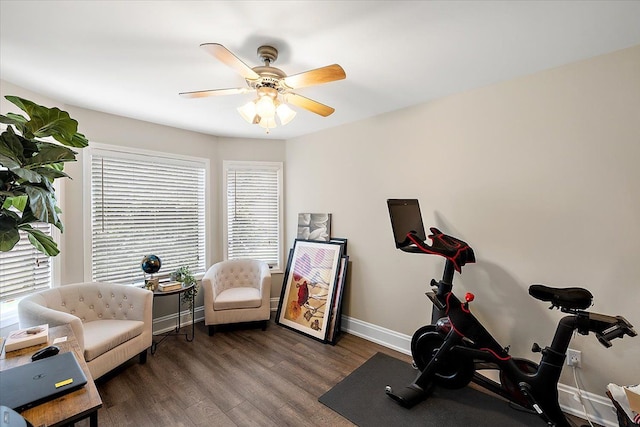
[385, 384, 431, 408]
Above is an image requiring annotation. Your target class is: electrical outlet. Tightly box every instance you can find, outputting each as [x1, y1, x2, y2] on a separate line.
[567, 349, 582, 368]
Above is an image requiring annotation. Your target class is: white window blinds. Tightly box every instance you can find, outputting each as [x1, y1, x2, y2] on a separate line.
[0, 222, 52, 301]
[90, 149, 206, 284]
[224, 161, 282, 270]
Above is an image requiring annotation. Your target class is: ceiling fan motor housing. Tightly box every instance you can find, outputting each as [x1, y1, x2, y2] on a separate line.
[257, 45, 278, 64]
[248, 46, 288, 92]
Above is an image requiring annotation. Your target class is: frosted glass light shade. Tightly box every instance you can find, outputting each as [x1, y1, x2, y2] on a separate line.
[259, 117, 277, 130]
[276, 103, 296, 125]
[237, 101, 257, 123]
[255, 96, 276, 120]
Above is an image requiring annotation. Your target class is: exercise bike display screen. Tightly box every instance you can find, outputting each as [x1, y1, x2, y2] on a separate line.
[387, 199, 427, 248]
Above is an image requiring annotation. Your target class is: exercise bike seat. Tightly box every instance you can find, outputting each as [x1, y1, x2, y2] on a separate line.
[529, 284, 593, 310]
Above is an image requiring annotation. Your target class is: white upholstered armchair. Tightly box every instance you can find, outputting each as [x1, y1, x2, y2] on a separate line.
[202, 259, 271, 336]
[18, 282, 153, 379]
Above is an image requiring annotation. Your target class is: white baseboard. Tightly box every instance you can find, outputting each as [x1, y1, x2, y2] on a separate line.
[340, 314, 618, 427]
[152, 306, 204, 334]
[557, 383, 619, 427]
[341, 315, 412, 356]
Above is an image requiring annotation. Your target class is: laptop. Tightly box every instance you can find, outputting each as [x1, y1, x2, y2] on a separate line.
[0, 352, 88, 412]
[387, 199, 427, 248]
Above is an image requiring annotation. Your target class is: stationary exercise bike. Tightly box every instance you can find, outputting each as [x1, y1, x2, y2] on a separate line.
[384, 199, 636, 427]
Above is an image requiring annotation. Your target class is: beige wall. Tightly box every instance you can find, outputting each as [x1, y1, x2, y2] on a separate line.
[285, 45, 640, 394]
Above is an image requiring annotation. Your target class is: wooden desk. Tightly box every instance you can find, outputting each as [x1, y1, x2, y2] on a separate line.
[1, 325, 102, 427]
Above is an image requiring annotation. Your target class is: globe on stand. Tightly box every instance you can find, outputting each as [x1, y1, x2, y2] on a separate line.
[141, 255, 161, 290]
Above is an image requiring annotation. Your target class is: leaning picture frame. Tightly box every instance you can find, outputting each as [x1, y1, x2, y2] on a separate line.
[329, 237, 348, 255]
[327, 255, 349, 344]
[276, 239, 344, 342]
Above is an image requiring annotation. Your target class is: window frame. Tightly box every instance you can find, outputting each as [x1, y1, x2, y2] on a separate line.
[83, 142, 210, 283]
[223, 160, 283, 273]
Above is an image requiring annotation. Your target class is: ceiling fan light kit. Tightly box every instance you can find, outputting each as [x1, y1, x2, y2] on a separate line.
[237, 86, 297, 133]
[180, 43, 345, 134]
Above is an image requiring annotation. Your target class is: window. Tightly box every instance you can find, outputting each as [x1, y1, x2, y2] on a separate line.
[87, 145, 208, 284]
[0, 222, 52, 302]
[224, 161, 283, 271]
[0, 222, 55, 327]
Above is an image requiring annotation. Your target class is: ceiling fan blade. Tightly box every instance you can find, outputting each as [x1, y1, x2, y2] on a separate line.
[286, 93, 335, 117]
[179, 88, 251, 98]
[200, 43, 260, 81]
[282, 64, 346, 89]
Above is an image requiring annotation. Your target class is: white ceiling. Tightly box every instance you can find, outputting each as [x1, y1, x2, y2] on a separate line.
[2, 1, 640, 140]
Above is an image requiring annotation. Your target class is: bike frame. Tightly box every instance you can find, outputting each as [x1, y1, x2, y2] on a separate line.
[423, 275, 573, 426]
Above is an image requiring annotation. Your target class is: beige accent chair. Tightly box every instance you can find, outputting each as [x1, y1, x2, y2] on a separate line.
[18, 282, 153, 379]
[202, 259, 271, 336]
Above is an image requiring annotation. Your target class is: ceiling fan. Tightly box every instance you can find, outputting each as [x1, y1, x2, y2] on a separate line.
[180, 43, 346, 132]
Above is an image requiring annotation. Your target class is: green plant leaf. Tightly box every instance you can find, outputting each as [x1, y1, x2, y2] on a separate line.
[5, 96, 88, 148]
[24, 185, 59, 225]
[0, 128, 24, 167]
[0, 112, 28, 125]
[17, 205, 37, 225]
[0, 154, 20, 170]
[33, 166, 70, 180]
[2, 195, 28, 212]
[0, 113, 28, 136]
[17, 199, 63, 232]
[20, 224, 60, 256]
[0, 213, 20, 252]
[11, 167, 43, 184]
[19, 134, 39, 159]
[25, 142, 77, 166]
[53, 204, 63, 232]
[54, 131, 89, 148]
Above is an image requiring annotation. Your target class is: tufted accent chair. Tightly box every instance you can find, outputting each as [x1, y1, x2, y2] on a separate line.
[18, 282, 153, 379]
[202, 259, 271, 336]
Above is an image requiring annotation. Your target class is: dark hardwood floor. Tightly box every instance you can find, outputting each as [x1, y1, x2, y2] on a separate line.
[73, 316, 594, 427]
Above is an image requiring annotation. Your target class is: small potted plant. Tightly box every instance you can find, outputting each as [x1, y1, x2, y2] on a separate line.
[171, 266, 198, 311]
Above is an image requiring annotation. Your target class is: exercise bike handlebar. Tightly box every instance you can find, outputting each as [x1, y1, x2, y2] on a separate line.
[577, 312, 638, 348]
[399, 228, 476, 273]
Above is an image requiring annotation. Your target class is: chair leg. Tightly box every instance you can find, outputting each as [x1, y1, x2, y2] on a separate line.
[139, 348, 148, 364]
[208, 325, 215, 336]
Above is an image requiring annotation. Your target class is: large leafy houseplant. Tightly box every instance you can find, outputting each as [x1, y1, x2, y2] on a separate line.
[0, 96, 88, 256]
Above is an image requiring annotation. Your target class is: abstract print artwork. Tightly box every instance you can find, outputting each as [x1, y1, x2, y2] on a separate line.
[297, 213, 331, 241]
[276, 239, 343, 341]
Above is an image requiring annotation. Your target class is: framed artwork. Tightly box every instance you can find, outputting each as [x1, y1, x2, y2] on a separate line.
[329, 237, 348, 255]
[327, 255, 349, 344]
[297, 213, 331, 241]
[276, 239, 344, 342]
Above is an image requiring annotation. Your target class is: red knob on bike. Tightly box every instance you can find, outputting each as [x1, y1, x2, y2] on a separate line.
[465, 292, 475, 303]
